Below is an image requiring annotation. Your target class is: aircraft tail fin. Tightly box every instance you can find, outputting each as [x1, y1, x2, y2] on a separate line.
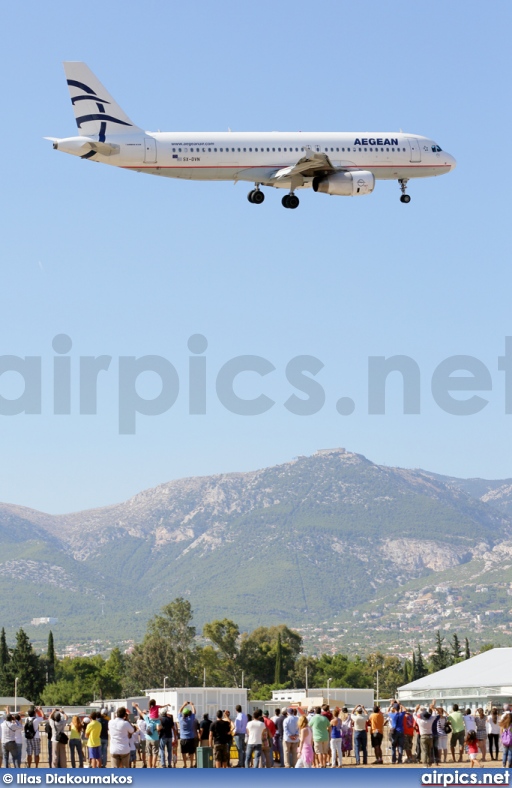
[63, 62, 143, 140]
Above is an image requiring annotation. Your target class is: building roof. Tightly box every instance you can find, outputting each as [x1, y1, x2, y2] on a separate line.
[143, 687, 247, 693]
[0, 697, 33, 706]
[399, 648, 512, 692]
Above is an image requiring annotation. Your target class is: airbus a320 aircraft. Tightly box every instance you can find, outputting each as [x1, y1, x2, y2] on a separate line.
[49, 63, 456, 209]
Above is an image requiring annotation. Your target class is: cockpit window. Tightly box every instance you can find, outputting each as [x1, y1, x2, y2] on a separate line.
[432, 144, 442, 152]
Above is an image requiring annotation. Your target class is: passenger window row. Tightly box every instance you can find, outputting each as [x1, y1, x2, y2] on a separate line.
[170, 145, 408, 154]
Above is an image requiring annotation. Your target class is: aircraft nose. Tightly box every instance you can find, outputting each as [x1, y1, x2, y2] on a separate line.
[448, 153, 457, 171]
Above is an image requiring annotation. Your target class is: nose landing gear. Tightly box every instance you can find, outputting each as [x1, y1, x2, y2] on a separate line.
[399, 179, 411, 203]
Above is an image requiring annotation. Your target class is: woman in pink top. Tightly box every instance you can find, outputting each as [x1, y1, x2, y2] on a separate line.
[298, 715, 314, 768]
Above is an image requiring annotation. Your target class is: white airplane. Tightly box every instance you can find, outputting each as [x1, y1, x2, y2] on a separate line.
[49, 62, 456, 209]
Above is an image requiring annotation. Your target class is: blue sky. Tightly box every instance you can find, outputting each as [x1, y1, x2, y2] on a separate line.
[1, 0, 511, 513]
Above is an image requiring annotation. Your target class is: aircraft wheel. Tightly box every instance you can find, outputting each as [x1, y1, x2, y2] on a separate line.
[247, 190, 256, 203]
[282, 194, 290, 208]
[252, 190, 265, 204]
[288, 194, 300, 209]
[400, 194, 411, 204]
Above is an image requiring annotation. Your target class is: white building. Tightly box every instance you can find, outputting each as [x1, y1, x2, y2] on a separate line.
[141, 687, 248, 719]
[30, 617, 58, 626]
[255, 687, 374, 715]
[90, 696, 148, 715]
[397, 647, 512, 711]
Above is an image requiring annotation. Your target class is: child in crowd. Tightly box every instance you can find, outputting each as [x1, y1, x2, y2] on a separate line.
[465, 731, 481, 767]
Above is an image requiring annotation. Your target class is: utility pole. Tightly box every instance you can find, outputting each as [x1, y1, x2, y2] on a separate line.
[305, 665, 309, 694]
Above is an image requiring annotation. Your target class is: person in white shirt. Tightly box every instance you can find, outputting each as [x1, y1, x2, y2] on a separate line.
[24, 706, 46, 768]
[108, 707, 134, 768]
[2, 714, 22, 767]
[137, 719, 147, 767]
[464, 709, 477, 733]
[14, 714, 24, 767]
[245, 710, 267, 768]
[128, 726, 138, 768]
[283, 708, 300, 768]
[487, 708, 501, 760]
[414, 704, 437, 767]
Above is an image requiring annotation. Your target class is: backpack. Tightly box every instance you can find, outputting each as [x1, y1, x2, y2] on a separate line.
[146, 720, 156, 736]
[24, 718, 36, 740]
[502, 727, 512, 747]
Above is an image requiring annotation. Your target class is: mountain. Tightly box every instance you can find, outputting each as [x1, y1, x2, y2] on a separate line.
[426, 472, 512, 519]
[1, 448, 512, 655]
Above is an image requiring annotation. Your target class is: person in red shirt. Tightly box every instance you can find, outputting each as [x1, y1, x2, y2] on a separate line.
[403, 709, 416, 763]
[466, 731, 480, 766]
[263, 711, 277, 739]
[262, 712, 276, 768]
[321, 705, 333, 722]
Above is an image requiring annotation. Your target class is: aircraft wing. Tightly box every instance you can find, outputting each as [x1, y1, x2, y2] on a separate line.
[269, 151, 336, 182]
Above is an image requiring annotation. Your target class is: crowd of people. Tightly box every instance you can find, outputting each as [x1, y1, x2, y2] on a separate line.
[1, 700, 511, 769]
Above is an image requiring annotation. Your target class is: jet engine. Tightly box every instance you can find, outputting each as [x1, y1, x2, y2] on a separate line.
[313, 170, 375, 196]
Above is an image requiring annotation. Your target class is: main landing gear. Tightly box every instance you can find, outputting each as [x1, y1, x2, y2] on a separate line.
[247, 187, 265, 204]
[282, 193, 300, 209]
[399, 179, 411, 203]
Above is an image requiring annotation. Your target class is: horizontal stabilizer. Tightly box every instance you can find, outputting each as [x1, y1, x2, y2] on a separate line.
[46, 136, 120, 157]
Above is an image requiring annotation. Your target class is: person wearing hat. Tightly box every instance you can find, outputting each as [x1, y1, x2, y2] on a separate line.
[414, 702, 437, 766]
[178, 701, 197, 768]
[157, 706, 175, 768]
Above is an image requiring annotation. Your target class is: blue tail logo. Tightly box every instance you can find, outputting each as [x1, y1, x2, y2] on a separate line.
[67, 79, 132, 142]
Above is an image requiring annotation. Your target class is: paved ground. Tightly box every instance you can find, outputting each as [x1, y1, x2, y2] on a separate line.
[18, 750, 499, 769]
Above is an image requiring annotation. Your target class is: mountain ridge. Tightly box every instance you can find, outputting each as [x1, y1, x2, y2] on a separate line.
[1, 448, 511, 652]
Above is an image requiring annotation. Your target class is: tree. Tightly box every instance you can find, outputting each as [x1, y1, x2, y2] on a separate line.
[451, 633, 462, 663]
[202, 619, 240, 685]
[100, 648, 124, 698]
[41, 655, 107, 705]
[47, 631, 57, 684]
[464, 638, 471, 660]
[5, 629, 46, 703]
[250, 682, 290, 701]
[274, 633, 283, 685]
[125, 598, 196, 692]
[193, 646, 229, 688]
[430, 631, 450, 673]
[402, 658, 412, 685]
[411, 651, 417, 681]
[292, 655, 318, 689]
[0, 628, 8, 671]
[415, 645, 427, 679]
[0, 627, 9, 695]
[239, 625, 302, 687]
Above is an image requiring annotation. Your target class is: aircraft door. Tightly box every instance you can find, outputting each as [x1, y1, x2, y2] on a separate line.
[144, 137, 157, 163]
[407, 138, 421, 162]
